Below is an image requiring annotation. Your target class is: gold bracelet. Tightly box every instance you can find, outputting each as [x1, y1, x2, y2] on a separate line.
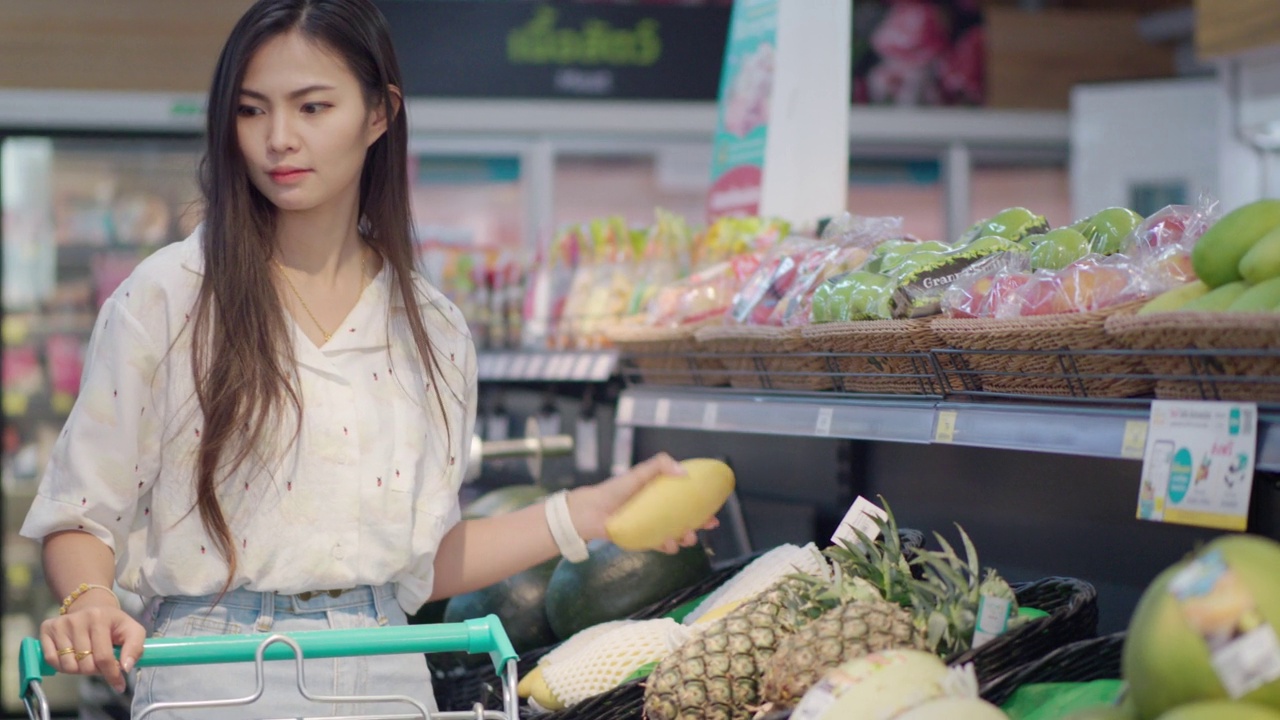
[58, 583, 119, 616]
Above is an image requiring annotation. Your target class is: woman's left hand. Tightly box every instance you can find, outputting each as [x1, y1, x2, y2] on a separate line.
[568, 453, 720, 554]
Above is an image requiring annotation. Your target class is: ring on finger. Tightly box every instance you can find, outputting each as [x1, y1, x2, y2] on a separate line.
[57, 647, 76, 656]
[74, 650, 92, 661]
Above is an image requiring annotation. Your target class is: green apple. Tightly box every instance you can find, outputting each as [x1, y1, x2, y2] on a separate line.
[1030, 228, 1092, 271]
[1082, 207, 1144, 255]
[966, 235, 1026, 256]
[961, 207, 1050, 245]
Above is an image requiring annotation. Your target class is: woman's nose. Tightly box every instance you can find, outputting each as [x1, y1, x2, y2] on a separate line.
[267, 113, 299, 154]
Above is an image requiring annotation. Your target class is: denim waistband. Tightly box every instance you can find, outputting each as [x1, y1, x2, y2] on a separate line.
[160, 584, 396, 617]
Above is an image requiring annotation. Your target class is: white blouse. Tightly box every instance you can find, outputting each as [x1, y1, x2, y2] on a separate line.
[20, 230, 477, 613]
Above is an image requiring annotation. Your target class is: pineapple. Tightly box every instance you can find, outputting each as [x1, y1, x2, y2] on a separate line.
[643, 578, 813, 720]
[758, 502, 1021, 708]
[644, 505, 915, 720]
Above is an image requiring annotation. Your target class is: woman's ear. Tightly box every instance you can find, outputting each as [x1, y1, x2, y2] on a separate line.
[366, 84, 403, 145]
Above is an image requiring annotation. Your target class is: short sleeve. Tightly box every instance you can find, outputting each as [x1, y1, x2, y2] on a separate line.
[20, 296, 162, 557]
[395, 332, 477, 611]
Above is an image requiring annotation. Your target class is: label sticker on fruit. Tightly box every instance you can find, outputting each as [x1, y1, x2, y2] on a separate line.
[972, 595, 1013, 649]
[789, 676, 839, 720]
[831, 496, 887, 547]
[1137, 401, 1256, 531]
[1169, 549, 1280, 698]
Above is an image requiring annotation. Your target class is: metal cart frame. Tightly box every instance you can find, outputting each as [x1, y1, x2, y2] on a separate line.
[20, 615, 519, 720]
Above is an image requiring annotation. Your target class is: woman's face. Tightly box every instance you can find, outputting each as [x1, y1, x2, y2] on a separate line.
[235, 30, 387, 216]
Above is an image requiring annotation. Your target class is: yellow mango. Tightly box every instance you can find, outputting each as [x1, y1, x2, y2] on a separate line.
[528, 669, 564, 710]
[1241, 224, 1280, 284]
[1192, 199, 1280, 287]
[517, 665, 542, 699]
[605, 458, 735, 552]
[1181, 281, 1250, 312]
[1138, 281, 1209, 315]
[1228, 276, 1280, 312]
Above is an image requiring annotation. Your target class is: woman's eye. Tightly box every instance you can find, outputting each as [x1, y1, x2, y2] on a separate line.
[301, 103, 330, 114]
[237, 105, 263, 117]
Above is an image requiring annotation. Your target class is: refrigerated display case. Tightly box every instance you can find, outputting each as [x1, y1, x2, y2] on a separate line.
[0, 133, 203, 715]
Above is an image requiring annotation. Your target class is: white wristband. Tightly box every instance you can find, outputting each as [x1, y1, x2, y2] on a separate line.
[545, 490, 589, 563]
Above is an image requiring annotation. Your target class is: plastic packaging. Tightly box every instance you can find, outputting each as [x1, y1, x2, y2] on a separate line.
[1123, 194, 1221, 295]
[941, 252, 1033, 319]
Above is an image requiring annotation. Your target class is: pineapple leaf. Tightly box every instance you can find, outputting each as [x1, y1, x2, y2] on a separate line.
[957, 524, 981, 581]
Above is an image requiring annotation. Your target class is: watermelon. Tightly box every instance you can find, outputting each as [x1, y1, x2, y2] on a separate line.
[443, 557, 560, 663]
[1157, 701, 1280, 720]
[544, 539, 712, 640]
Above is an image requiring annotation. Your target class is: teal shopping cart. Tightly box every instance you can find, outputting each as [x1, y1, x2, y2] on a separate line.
[19, 616, 519, 720]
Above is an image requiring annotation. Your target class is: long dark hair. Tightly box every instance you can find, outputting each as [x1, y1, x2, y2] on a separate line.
[193, 0, 450, 591]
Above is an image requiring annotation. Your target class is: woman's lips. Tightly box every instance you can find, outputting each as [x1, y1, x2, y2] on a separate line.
[268, 169, 311, 184]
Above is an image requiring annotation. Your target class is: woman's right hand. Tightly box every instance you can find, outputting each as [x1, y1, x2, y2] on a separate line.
[39, 598, 145, 693]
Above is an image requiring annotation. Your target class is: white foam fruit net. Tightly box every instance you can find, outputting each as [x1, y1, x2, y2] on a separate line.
[541, 619, 636, 667]
[541, 618, 691, 707]
[682, 542, 830, 624]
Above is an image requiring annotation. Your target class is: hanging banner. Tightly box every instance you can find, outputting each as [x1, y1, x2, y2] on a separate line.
[706, 0, 851, 227]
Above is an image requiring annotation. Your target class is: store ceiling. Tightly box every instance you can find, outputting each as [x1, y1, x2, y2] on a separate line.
[982, 0, 1191, 12]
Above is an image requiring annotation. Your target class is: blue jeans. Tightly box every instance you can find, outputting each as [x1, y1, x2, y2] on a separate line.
[131, 585, 439, 719]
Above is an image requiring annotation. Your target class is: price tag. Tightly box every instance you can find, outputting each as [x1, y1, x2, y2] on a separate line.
[654, 398, 671, 427]
[616, 396, 635, 425]
[1121, 420, 1149, 459]
[934, 410, 958, 444]
[972, 594, 1013, 649]
[831, 496, 888, 547]
[815, 407, 834, 437]
[492, 355, 513, 379]
[610, 425, 634, 476]
[572, 354, 594, 380]
[508, 355, 529, 380]
[1137, 401, 1256, 531]
[551, 354, 573, 379]
[702, 402, 719, 430]
[575, 417, 600, 473]
[525, 354, 547, 379]
[592, 353, 614, 381]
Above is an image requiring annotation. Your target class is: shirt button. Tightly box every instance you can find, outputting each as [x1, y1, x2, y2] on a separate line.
[332, 545, 346, 560]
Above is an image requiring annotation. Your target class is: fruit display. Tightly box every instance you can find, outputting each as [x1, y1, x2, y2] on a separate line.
[1141, 198, 1280, 314]
[1123, 534, 1280, 719]
[643, 503, 1027, 720]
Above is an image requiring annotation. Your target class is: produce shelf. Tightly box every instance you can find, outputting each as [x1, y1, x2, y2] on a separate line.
[615, 387, 1280, 472]
[476, 350, 617, 383]
[615, 386, 938, 445]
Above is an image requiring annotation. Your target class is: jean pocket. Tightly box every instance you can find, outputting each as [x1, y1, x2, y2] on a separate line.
[169, 603, 250, 637]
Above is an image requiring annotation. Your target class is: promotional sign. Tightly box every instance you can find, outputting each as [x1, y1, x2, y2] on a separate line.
[376, 1, 730, 101]
[1137, 400, 1257, 531]
[707, 0, 851, 228]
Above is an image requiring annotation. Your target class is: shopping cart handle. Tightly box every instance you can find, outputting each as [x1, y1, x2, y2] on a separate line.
[20, 615, 518, 688]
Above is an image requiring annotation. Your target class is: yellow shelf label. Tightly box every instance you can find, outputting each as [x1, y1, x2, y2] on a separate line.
[1122, 420, 1149, 459]
[3, 391, 29, 417]
[935, 410, 958, 444]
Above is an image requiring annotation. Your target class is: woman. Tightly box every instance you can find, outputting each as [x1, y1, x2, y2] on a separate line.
[21, 1, 707, 716]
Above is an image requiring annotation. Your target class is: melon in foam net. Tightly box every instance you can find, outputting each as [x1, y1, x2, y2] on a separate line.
[683, 542, 829, 625]
[535, 619, 692, 709]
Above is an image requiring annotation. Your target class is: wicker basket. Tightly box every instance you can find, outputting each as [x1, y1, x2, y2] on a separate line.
[800, 318, 944, 395]
[930, 303, 1153, 399]
[745, 576, 1099, 720]
[608, 320, 728, 387]
[980, 631, 1124, 706]
[437, 531, 928, 716]
[695, 324, 834, 391]
[1105, 311, 1280, 402]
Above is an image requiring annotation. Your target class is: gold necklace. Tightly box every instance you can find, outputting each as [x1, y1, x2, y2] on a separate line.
[274, 251, 371, 344]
